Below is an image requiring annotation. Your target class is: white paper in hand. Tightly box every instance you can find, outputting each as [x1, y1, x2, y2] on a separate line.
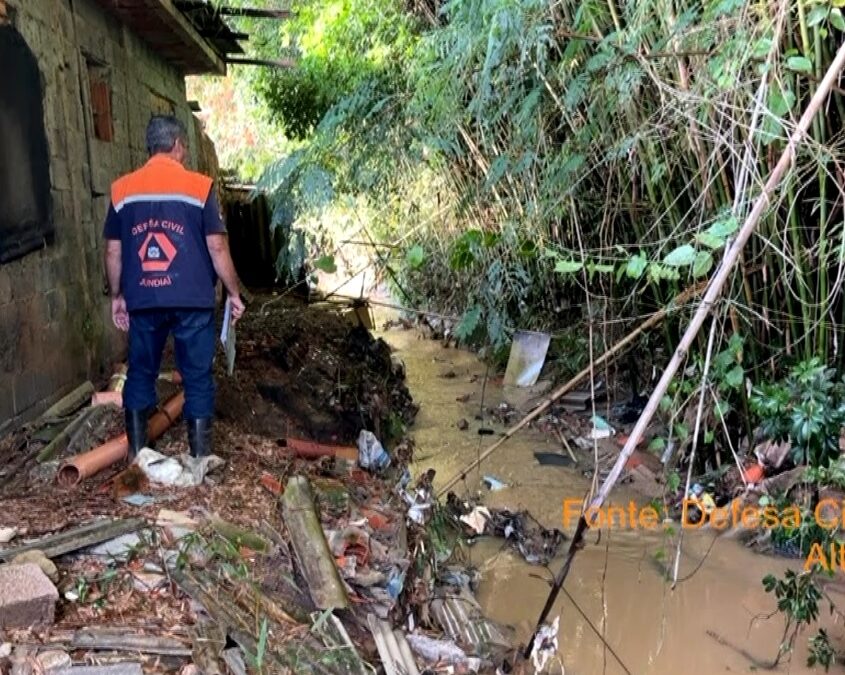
[220, 297, 236, 375]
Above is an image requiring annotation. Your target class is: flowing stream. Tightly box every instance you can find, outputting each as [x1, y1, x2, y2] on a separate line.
[382, 326, 845, 674]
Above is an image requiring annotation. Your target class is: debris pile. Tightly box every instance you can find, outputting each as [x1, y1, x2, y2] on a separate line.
[0, 299, 541, 674]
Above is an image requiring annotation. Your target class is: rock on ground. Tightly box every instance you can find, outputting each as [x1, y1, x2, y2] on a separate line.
[36, 650, 71, 671]
[0, 562, 58, 629]
[12, 549, 59, 582]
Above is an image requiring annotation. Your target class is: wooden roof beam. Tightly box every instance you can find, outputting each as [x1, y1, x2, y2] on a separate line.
[175, 1, 292, 20]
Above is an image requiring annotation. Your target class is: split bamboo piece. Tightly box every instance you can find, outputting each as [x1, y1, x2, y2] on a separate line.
[526, 38, 845, 655]
[282, 475, 349, 610]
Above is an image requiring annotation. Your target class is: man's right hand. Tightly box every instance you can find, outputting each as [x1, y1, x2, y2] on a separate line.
[112, 295, 129, 332]
[228, 293, 245, 324]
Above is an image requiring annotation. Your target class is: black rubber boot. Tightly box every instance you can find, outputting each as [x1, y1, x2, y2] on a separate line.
[125, 409, 149, 461]
[186, 418, 213, 458]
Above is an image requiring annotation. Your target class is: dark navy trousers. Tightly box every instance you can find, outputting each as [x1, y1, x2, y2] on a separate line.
[124, 309, 216, 420]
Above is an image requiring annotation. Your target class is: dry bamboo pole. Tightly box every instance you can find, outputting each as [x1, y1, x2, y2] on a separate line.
[437, 281, 707, 497]
[524, 38, 845, 656]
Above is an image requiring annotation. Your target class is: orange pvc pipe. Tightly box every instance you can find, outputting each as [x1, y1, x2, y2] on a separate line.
[283, 437, 358, 462]
[57, 392, 185, 487]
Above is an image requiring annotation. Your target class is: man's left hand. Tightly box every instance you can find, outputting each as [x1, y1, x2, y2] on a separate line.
[112, 295, 129, 332]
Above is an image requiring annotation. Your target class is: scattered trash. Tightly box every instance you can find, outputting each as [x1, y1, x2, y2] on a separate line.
[534, 452, 575, 467]
[358, 430, 391, 472]
[754, 440, 791, 471]
[367, 614, 421, 675]
[260, 472, 284, 496]
[87, 532, 144, 558]
[122, 493, 155, 507]
[136, 448, 224, 488]
[0, 527, 17, 544]
[743, 463, 765, 484]
[430, 584, 512, 660]
[529, 615, 560, 674]
[449, 497, 566, 565]
[589, 415, 615, 439]
[460, 506, 492, 534]
[503, 330, 551, 387]
[406, 633, 482, 671]
[482, 475, 508, 491]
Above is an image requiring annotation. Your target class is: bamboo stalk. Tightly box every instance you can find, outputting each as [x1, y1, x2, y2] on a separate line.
[525, 38, 845, 655]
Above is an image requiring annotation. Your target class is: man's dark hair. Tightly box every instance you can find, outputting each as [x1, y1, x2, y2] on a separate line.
[146, 115, 188, 156]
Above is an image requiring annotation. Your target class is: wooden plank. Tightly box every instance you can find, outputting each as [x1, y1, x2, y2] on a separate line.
[0, 519, 145, 561]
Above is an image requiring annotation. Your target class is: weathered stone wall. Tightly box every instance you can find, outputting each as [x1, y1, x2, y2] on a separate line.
[0, 0, 203, 426]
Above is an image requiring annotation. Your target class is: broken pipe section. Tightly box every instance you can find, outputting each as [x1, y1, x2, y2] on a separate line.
[56, 392, 185, 487]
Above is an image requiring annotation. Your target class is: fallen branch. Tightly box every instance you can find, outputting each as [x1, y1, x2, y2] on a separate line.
[525, 38, 845, 655]
[438, 281, 707, 496]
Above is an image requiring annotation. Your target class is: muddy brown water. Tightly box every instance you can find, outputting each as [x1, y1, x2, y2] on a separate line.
[382, 327, 845, 674]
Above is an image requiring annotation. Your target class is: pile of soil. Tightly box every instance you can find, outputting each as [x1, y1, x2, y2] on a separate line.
[216, 298, 417, 444]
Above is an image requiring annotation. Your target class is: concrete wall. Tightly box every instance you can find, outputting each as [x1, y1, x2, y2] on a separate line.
[0, 0, 203, 427]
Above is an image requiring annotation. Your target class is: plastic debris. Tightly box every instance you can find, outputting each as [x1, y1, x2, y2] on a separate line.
[529, 615, 560, 674]
[406, 633, 483, 671]
[0, 527, 17, 544]
[482, 475, 509, 491]
[534, 452, 575, 467]
[460, 506, 491, 535]
[430, 584, 512, 659]
[136, 448, 224, 488]
[122, 494, 155, 507]
[357, 430, 391, 472]
[589, 415, 615, 439]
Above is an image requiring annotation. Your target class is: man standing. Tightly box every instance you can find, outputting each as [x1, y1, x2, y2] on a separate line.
[103, 115, 244, 460]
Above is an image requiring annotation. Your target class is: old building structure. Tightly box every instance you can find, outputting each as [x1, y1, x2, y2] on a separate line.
[0, 0, 240, 427]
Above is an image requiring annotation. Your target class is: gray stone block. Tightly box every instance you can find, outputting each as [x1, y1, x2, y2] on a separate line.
[0, 563, 58, 629]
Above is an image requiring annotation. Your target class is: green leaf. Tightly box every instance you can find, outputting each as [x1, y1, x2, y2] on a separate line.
[831, 8, 845, 31]
[587, 262, 615, 274]
[648, 437, 666, 451]
[769, 85, 796, 117]
[660, 395, 673, 413]
[709, 216, 739, 238]
[725, 365, 744, 389]
[455, 306, 482, 341]
[626, 253, 648, 279]
[667, 471, 681, 492]
[705, 430, 715, 444]
[693, 251, 714, 277]
[313, 255, 337, 274]
[807, 5, 828, 27]
[663, 244, 696, 267]
[787, 56, 813, 73]
[406, 245, 425, 269]
[696, 231, 724, 249]
[554, 259, 584, 274]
